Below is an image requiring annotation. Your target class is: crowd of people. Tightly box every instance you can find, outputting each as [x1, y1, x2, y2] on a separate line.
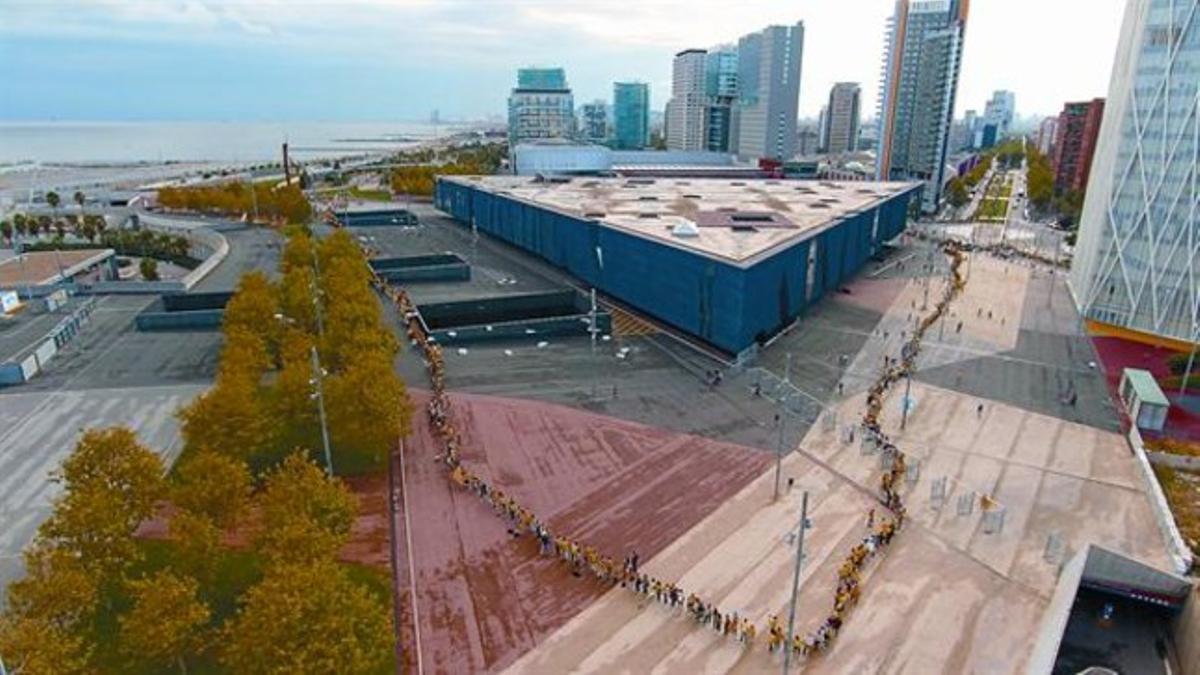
[361, 234, 968, 663]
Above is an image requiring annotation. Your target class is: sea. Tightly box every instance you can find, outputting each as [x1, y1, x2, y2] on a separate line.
[0, 120, 473, 167]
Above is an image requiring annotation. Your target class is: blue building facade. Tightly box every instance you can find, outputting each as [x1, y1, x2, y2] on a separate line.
[435, 179, 916, 355]
[612, 82, 649, 150]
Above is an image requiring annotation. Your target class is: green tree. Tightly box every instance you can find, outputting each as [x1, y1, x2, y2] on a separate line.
[12, 212, 27, 239]
[38, 427, 166, 583]
[45, 190, 60, 214]
[119, 571, 211, 674]
[139, 257, 160, 281]
[220, 560, 392, 674]
[73, 191, 85, 210]
[945, 177, 969, 207]
[1, 219, 11, 244]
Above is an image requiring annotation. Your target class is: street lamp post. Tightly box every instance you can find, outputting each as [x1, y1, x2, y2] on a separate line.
[311, 344, 335, 477]
[782, 491, 810, 675]
[773, 411, 787, 502]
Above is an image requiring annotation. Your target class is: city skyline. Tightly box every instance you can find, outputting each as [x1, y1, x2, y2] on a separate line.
[2, 0, 1127, 122]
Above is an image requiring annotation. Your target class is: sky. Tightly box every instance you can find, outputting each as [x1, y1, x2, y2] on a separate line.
[0, 0, 1128, 123]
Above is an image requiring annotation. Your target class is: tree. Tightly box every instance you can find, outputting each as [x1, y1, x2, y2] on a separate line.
[12, 212, 27, 239]
[222, 271, 280, 355]
[139, 257, 160, 281]
[46, 190, 60, 214]
[119, 571, 210, 674]
[4, 543, 99, 631]
[256, 452, 356, 563]
[0, 616, 91, 675]
[326, 350, 411, 467]
[220, 560, 392, 674]
[1, 219, 11, 244]
[38, 427, 166, 583]
[945, 177, 969, 208]
[169, 510, 223, 585]
[178, 370, 274, 461]
[172, 451, 251, 528]
[73, 191, 85, 211]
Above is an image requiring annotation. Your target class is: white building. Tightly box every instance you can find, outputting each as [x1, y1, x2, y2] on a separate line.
[1070, 0, 1200, 346]
[982, 90, 1016, 136]
[666, 49, 709, 151]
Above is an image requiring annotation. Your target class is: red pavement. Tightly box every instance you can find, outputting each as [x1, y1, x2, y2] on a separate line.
[391, 389, 773, 674]
[1091, 336, 1200, 441]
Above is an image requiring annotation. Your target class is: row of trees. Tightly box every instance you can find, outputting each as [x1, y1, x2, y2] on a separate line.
[388, 142, 507, 197]
[157, 182, 311, 225]
[178, 228, 411, 475]
[1, 213, 109, 246]
[0, 228, 411, 673]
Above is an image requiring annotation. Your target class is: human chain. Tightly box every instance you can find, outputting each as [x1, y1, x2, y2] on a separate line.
[361, 237, 967, 662]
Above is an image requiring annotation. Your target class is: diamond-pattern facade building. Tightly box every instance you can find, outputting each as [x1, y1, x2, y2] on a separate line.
[1071, 0, 1200, 345]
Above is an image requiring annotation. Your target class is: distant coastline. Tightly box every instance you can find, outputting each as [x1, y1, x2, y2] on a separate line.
[0, 120, 483, 165]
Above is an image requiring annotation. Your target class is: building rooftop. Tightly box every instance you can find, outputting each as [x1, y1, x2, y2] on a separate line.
[441, 176, 919, 266]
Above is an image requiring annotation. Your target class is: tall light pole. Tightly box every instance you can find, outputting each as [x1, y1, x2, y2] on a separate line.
[773, 411, 787, 502]
[1181, 335, 1198, 397]
[782, 491, 809, 675]
[309, 248, 333, 476]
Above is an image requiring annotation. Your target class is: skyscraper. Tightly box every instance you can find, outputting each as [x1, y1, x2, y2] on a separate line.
[1052, 98, 1105, 193]
[1070, 0, 1199, 345]
[704, 46, 739, 152]
[824, 82, 861, 154]
[733, 22, 804, 161]
[666, 49, 708, 151]
[508, 67, 575, 145]
[1037, 116, 1059, 155]
[876, 0, 969, 212]
[982, 90, 1016, 136]
[579, 100, 609, 144]
[612, 82, 650, 150]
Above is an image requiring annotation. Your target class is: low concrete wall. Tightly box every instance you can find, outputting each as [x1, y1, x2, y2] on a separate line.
[1128, 425, 1195, 574]
[427, 313, 612, 345]
[1026, 546, 1089, 675]
[81, 280, 187, 295]
[0, 297, 97, 387]
[135, 309, 224, 331]
[1147, 450, 1200, 471]
[139, 213, 230, 291]
[375, 264, 470, 283]
[1175, 589, 1200, 675]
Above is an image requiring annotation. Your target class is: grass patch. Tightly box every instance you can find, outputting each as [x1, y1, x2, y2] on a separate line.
[1153, 465, 1200, 556]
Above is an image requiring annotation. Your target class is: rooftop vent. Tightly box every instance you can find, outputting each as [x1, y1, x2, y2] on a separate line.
[626, 178, 656, 186]
[637, 195, 659, 201]
[638, 213, 660, 219]
[810, 203, 831, 209]
[730, 213, 775, 223]
[671, 220, 700, 238]
[716, 207, 737, 212]
[683, 194, 703, 199]
[730, 225, 758, 233]
[730, 181, 747, 186]
[584, 212, 606, 219]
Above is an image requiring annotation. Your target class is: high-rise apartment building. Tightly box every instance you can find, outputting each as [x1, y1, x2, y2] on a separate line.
[579, 100, 608, 144]
[666, 49, 709, 151]
[823, 82, 861, 154]
[733, 22, 804, 161]
[1052, 98, 1105, 193]
[1037, 116, 1059, 155]
[508, 67, 575, 145]
[612, 82, 650, 150]
[1071, 0, 1199, 345]
[704, 46, 739, 152]
[876, 0, 969, 212]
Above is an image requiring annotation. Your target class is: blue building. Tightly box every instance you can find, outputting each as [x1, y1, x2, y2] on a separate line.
[612, 82, 649, 150]
[435, 176, 918, 356]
